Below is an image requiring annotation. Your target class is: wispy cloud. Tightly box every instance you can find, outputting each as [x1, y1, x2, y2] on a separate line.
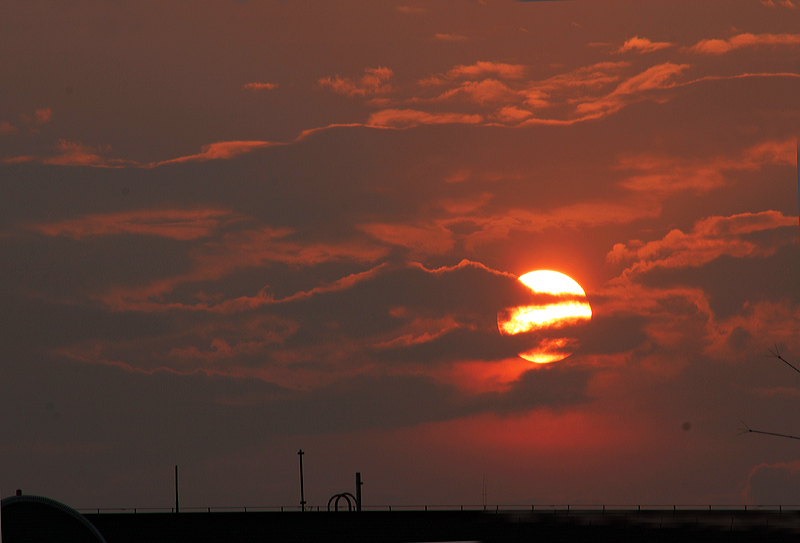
[706, 301, 800, 362]
[319, 67, 394, 97]
[366, 109, 482, 128]
[97, 226, 388, 311]
[242, 82, 278, 91]
[151, 141, 279, 166]
[494, 106, 534, 123]
[446, 61, 527, 80]
[759, 0, 795, 8]
[396, 5, 426, 14]
[357, 222, 455, 254]
[535, 62, 630, 92]
[30, 208, 236, 241]
[687, 33, 800, 55]
[42, 140, 132, 167]
[574, 62, 690, 117]
[0, 121, 17, 135]
[435, 33, 468, 42]
[424, 79, 527, 105]
[617, 36, 673, 54]
[617, 139, 797, 195]
[461, 199, 662, 251]
[35, 108, 52, 124]
[744, 459, 800, 504]
[606, 211, 798, 276]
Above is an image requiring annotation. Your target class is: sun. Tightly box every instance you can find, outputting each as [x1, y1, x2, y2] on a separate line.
[497, 270, 592, 364]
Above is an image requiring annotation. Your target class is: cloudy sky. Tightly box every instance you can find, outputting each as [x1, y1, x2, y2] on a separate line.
[1, 0, 799, 509]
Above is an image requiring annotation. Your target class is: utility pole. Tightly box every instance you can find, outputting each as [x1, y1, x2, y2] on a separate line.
[482, 474, 487, 510]
[355, 472, 363, 512]
[174, 465, 179, 514]
[298, 450, 306, 512]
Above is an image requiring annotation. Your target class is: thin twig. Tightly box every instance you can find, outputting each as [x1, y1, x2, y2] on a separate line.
[767, 344, 800, 376]
[743, 348, 800, 441]
[742, 427, 800, 441]
[737, 420, 752, 436]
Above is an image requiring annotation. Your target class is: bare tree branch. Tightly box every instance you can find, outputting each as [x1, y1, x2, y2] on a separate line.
[742, 347, 800, 441]
[740, 425, 800, 441]
[766, 344, 800, 376]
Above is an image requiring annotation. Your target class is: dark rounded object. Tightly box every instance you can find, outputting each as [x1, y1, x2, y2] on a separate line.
[1, 495, 107, 543]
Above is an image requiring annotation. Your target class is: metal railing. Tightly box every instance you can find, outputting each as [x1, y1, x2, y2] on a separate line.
[77, 503, 800, 514]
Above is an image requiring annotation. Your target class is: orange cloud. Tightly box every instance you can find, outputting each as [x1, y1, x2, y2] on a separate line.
[372, 315, 464, 350]
[493, 106, 533, 123]
[607, 211, 798, 275]
[438, 192, 493, 214]
[535, 62, 629, 91]
[5, 139, 281, 168]
[575, 63, 690, 117]
[446, 61, 527, 80]
[366, 109, 482, 128]
[617, 36, 673, 53]
[35, 108, 52, 124]
[42, 140, 132, 167]
[315, 59, 688, 131]
[435, 33, 467, 42]
[242, 82, 278, 91]
[168, 317, 297, 366]
[100, 227, 387, 311]
[0, 121, 17, 135]
[31, 208, 235, 240]
[744, 459, 800, 505]
[461, 199, 661, 251]
[429, 79, 524, 105]
[741, 138, 798, 166]
[618, 139, 797, 194]
[396, 5, 426, 13]
[595, 280, 712, 323]
[319, 67, 394, 97]
[705, 301, 800, 362]
[688, 33, 800, 54]
[152, 140, 278, 166]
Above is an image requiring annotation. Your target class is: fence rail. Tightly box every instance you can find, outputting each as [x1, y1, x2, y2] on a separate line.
[77, 504, 800, 514]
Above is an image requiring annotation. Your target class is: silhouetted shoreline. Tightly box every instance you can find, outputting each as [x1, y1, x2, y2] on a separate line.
[82, 509, 800, 543]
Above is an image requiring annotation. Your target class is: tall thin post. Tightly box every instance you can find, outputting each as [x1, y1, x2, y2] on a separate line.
[482, 474, 487, 510]
[174, 465, 179, 514]
[298, 449, 306, 512]
[356, 472, 362, 512]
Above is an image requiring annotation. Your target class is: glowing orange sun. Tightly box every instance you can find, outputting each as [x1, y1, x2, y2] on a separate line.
[497, 270, 592, 364]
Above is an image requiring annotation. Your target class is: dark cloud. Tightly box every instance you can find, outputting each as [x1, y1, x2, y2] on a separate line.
[745, 461, 800, 504]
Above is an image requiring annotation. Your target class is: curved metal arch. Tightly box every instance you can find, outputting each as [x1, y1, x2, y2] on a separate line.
[327, 492, 357, 512]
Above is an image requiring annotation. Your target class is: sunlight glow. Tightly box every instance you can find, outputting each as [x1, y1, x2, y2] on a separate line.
[519, 338, 571, 364]
[498, 302, 592, 335]
[519, 270, 586, 296]
[497, 270, 592, 365]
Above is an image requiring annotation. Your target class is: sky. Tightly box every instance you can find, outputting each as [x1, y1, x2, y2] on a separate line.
[1, 0, 799, 510]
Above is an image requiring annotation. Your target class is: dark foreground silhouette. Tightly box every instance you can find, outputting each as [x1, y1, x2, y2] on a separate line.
[6, 496, 800, 543]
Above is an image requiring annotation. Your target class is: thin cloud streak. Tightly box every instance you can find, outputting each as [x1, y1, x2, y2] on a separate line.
[242, 82, 278, 91]
[607, 211, 799, 277]
[617, 36, 674, 54]
[687, 33, 800, 55]
[150, 141, 281, 166]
